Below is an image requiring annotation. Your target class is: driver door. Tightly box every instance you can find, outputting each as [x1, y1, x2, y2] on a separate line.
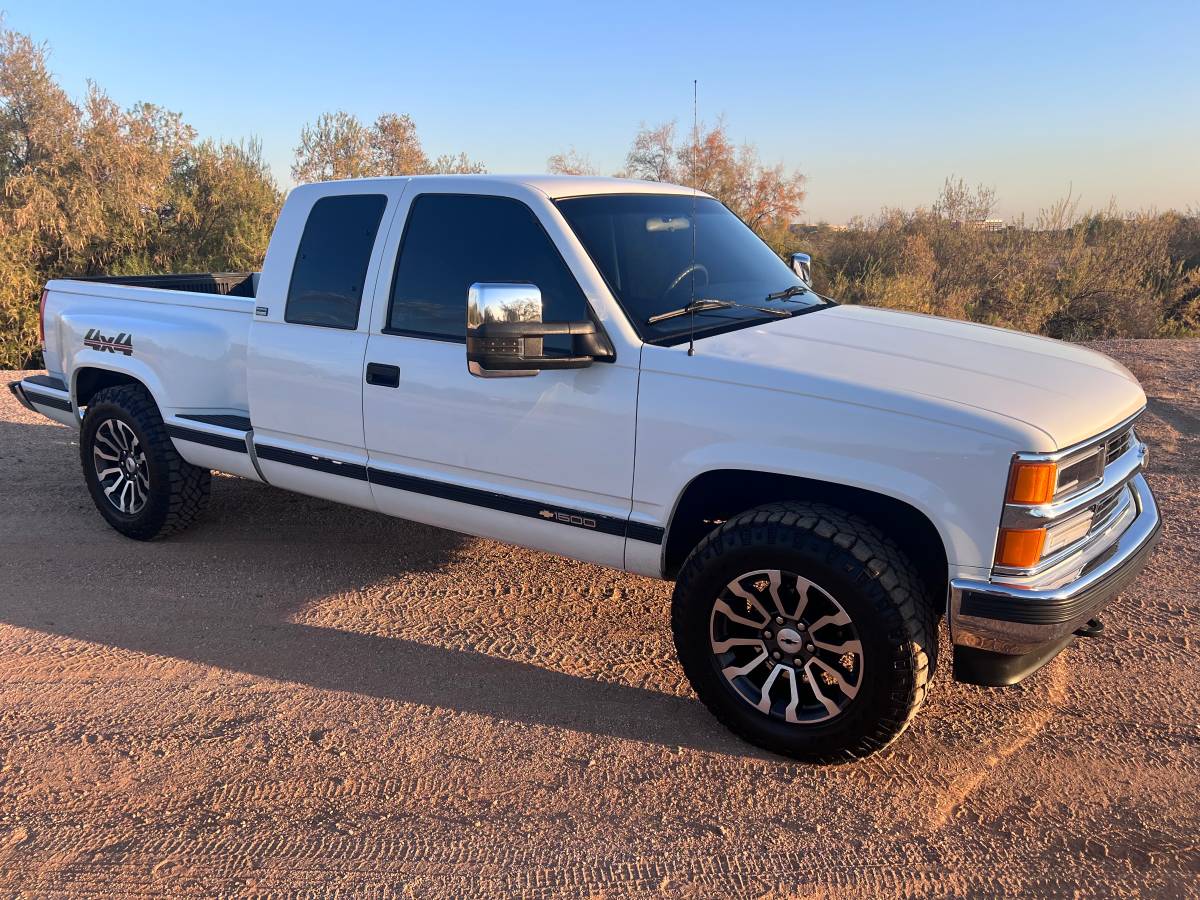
[362, 190, 639, 568]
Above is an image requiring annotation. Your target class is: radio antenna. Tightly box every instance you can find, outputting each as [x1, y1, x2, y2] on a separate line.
[688, 78, 698, 357]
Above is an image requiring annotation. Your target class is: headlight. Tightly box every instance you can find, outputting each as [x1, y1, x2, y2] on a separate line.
[996, 451, 1105, 569]
[1006, 448, 1104, 506]
[1053, 447, 1104, 499]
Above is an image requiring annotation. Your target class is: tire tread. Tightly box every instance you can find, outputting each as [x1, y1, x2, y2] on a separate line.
[671, 501, 936, 763]
[81, 385, 210, 540]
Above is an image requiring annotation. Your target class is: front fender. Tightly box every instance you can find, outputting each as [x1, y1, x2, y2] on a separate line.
[630, 371, 1025, 576]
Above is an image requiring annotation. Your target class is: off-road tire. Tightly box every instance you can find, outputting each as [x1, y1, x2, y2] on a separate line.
[80, 384, 210, 540]
[672, 501, 936, 763]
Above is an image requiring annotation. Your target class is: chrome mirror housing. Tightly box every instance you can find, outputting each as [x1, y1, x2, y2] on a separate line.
[790, 252, 813, 287]
[467, 282, 544, 330]
[466, 283, 598, 378]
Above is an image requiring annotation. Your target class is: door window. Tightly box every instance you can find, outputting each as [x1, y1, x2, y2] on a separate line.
[387, 193, 589, 345]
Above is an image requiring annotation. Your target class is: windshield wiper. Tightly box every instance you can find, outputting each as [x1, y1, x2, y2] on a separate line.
[765, 284, 809, 302]
[647, 298, 792, 325]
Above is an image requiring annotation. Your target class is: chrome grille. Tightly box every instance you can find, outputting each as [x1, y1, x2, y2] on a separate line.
[1092, 490, 1122, 523]
[1105, 428, 1133, 466]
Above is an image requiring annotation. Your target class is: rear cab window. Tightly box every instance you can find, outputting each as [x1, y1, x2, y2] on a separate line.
[286, 194, 388, 329]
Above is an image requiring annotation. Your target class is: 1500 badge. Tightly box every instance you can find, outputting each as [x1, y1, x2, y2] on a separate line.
[84, 328, 133, 356]
[539, 509, 597, 529]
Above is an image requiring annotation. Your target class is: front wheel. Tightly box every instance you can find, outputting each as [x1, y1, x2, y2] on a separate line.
[80, 384, 211, 540]
[672, 502, 936, 763]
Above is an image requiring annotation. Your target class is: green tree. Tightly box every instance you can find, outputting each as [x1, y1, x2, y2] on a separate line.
[158, 139, 282, 272]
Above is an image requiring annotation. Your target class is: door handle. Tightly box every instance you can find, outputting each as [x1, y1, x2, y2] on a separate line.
[365, 362, 400, 388]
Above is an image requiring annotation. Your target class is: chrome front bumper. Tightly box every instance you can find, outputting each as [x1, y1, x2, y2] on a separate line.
[950, 472, 1160, 684]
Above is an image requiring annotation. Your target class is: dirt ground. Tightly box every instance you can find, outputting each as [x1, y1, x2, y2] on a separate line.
[0, 339, 1197, 898]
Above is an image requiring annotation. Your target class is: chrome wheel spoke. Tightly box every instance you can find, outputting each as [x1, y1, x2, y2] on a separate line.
[726, 579, 772, 624]
[803, 662, 842, 718]
[712, 598, 767, 631]
[765, 570, 786, 617]
[783, 668, 802, 724]
[754, 663, 784, 713]
[812, 637, 863, 657]
[721, 649, 768, 680]
[712, 636, 766, 654]
[811, 656, 859, 700]
[808, 610, 852, 633]
[95, 431, 121, 457]
[131, 475, 146, 506]
[792, 575, 815, 620]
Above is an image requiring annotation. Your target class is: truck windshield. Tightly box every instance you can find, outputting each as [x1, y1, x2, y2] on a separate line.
[556, 194, 825, 344]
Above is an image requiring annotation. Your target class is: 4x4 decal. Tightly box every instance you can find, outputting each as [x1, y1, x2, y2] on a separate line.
[84, 329, 133, 356]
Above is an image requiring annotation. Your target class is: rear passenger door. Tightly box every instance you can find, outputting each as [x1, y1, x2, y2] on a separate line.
[361, 190, 640, 568]
[247, 184, 405, 508]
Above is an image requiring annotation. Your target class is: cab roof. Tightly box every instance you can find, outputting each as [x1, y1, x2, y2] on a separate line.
[298, 174, 710, 201]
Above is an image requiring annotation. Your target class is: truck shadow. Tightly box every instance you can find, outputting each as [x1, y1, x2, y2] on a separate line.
[0, 415, 752, 758]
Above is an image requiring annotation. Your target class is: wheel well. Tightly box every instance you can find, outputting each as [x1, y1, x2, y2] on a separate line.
[74, 368, 144, 408]
[663, 470, 948, 600]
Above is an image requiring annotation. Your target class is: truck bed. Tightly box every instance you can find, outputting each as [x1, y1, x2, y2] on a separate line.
[69, 272, 258, 298]
[39, 273, 257, 426]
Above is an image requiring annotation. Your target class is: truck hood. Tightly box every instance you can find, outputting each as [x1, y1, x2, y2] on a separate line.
[669, 304, 1145, 451]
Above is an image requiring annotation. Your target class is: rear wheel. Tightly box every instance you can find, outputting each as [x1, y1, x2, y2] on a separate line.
[80, 384, 210, 540]
[672, 502, 936, 762]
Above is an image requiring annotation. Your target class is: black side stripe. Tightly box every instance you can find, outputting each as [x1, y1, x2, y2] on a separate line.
[178, 413, 253, 431]
[24, 374, 67, 392]
[256, 443, 368, 481]
[626, 521, 667, 545]
[367, 467, 629, 538]
[248, 445, 666, 545]
[23, 390, 73, 412]
[167, 424, 247, 454]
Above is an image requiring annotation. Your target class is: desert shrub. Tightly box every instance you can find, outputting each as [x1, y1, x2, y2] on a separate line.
[0, 26, 281, 368]
[792, 180, 1200, 340]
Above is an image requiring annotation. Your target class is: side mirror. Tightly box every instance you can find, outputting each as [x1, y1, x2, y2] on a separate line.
[466, 283, 598, 378]
[790, 252, 813, 287]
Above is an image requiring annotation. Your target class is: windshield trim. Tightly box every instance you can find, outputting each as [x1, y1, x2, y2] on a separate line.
[553, 193, 824, 346]
[643, 299, 833, 347]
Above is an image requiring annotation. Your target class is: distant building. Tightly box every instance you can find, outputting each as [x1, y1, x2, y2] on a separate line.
[968, 218, 1007, 232]
[789, 222, 850, 234]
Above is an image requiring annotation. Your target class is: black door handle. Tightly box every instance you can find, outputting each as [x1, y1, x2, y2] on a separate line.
[365, 362, 400, 388]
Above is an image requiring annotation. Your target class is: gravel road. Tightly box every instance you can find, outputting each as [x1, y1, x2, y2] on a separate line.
[0, 339, 1197, 897]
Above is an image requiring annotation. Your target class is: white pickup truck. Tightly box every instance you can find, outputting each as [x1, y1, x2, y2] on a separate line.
[11, 175, 1160, 762]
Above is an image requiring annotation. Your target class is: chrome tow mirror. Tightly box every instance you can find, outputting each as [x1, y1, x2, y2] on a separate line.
[466, 283, 598, 378]
[790, 252, 813, 287]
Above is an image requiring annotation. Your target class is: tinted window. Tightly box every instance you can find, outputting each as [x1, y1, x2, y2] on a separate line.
[388, 194, 589, 342]
[286, 194, 387, 329]
[556, 195, 823, 344]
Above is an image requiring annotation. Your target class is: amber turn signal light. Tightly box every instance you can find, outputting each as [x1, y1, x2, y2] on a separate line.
[995, 528, 1047, 569]
[1007, 460, 1057, 505]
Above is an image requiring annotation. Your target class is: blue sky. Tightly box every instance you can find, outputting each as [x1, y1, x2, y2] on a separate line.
[6, 0, 1198, 222]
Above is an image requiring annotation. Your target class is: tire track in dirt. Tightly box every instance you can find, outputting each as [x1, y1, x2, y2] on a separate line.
[930, 656, 1070, 828]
